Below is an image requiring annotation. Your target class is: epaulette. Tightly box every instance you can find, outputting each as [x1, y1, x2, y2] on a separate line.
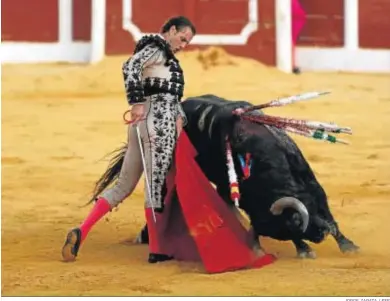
[133, 34, 176, 64]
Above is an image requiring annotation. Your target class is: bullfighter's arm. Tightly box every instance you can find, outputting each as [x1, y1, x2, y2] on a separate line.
[122, 45, 160, 105]
[177, 103, 188, 127]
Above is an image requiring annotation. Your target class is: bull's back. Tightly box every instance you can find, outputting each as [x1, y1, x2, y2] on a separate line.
[180, 95, 251, 184]
[181, 95, 252, 151]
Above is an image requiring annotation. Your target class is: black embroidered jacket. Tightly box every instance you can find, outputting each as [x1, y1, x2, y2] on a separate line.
[122, 35, 185, 105]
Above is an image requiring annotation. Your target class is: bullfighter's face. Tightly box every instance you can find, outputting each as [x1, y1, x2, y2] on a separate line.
[165, 25, 194, 53]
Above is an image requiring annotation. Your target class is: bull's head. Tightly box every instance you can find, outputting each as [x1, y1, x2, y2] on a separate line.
[268, 194, 335, 243]
[245, 193, 332, 243]
[232, 118, 333, 243]
[270, 196, 309, 233]
[304, 214, 336, 243]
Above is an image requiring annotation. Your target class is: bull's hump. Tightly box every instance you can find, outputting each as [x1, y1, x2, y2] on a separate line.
[197, 105, 214, 132]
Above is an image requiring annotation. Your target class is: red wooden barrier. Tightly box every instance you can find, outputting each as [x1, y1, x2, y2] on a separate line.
[1, 0, 59, 42]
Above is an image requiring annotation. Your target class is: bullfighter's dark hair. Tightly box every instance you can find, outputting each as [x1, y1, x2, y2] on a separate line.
[161, 16, 196, 35]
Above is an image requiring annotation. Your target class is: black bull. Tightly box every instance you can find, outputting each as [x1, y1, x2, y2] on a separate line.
[92, 94, 359, 258]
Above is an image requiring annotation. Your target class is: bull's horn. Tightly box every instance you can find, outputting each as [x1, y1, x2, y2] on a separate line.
[270, 197, 309, 233]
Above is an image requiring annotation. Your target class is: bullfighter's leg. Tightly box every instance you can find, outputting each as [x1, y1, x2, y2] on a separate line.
[133, 211, 265, 254]
[133, 184, 265, 256]
[140, 94, 178, 263]
[134, 219, 265, 256]
[62, 124, 144, 262]
[292, 239, 316, 259]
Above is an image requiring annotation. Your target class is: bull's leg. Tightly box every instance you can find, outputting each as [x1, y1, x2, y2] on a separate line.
[292, 239, 316, 259]
[216, 185, 265, 255]
[251, 229, 267, 257]
[312, 187, 359, 253]
[216, 185, 253, 231]
[134, 224, 149, 244]
[330, 222, 359, 253]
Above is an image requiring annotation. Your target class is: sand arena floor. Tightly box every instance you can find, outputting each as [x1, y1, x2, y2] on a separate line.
[2, 48, 390, 296]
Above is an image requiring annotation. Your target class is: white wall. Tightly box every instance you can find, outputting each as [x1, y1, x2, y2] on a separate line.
[296, 0, 390, 73]
[1, 42, 91, 64]
[2, 0, 390, 72]
[275, 0, 293, 73]
[296, 47, 390, 73]
[1, 0, 92, 64]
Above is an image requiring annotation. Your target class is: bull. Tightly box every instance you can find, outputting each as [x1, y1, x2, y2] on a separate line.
[92, 94, 359, 258]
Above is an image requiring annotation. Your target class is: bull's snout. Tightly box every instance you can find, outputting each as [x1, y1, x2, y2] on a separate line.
[270, 197, 309, 233]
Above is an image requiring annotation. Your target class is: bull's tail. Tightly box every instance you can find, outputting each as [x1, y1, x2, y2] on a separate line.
[86, 144, 128, 205]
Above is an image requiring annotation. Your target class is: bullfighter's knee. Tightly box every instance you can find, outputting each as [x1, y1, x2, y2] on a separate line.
[100, 185, 132, 208]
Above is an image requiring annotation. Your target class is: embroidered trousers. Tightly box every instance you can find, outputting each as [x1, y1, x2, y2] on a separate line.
[101, 93, 181, 209]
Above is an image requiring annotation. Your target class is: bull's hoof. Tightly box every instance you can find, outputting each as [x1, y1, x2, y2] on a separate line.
[297, 250, 317, 259]
[134, 226, 149, 244]
[148, 253, 174, 264]
[293, 240, 316, 259]
[339, 241, 360, 253]
[133, 235, 143, 244]
[133, 232, 148, 244]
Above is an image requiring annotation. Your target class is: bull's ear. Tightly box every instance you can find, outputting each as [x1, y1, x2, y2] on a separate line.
[286, 212, 304, 229]
[270, 197, 309, 233]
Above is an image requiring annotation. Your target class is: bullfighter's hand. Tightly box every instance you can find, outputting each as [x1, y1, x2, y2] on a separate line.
[131, 104, 145, 125]
[176, 116, 183, 136]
